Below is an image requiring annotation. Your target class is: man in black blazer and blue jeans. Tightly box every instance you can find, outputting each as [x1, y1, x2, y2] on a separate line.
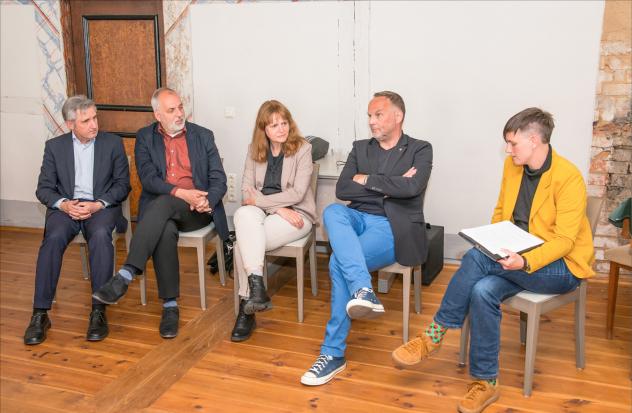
[93, 87, 229, 338]
[24, 95, 131, 345]
[301, 91, 433, 385]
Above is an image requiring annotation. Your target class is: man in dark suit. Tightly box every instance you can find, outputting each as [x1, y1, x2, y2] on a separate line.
[93, 87, 229, 338]
[24, 95, 131, 345]
[301, 91, 433, 386]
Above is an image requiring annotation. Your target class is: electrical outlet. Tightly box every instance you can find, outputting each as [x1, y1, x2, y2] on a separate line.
[227, 173, 237, 202]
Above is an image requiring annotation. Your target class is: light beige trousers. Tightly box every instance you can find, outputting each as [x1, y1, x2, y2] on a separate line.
[233, 205, 312, 298]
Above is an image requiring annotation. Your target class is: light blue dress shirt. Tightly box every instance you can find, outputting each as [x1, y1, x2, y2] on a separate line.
[53, 133, 108, 209]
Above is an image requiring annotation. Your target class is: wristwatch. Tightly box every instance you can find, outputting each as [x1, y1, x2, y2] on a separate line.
[521, 255, 531, 272]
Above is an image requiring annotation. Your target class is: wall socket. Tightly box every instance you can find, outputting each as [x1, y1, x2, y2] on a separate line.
[226, 173, 237, 202]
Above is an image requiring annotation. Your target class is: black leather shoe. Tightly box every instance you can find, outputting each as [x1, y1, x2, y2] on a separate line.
[24, 312, 51, 345]
[92, 274, 129, 304]
[231, 300, 256, 342]
[243, 275, 272, 314]
[159, 307, 179, 339]
[86, 309, 109, 341]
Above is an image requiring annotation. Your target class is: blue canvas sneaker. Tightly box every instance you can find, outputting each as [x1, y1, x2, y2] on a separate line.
[300, 354, 347, 386]
[346, 287, 385, 319]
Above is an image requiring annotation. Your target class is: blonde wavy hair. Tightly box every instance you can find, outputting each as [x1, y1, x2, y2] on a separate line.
[250, 100, 305, 162]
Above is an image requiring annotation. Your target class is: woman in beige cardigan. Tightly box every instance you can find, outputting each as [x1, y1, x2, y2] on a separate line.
[231, 100, 316, 342]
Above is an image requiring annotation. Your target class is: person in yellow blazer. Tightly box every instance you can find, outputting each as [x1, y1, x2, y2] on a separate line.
[391, 107, 594, 413]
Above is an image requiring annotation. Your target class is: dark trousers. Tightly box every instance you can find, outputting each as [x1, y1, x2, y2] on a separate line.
[33, 206, 122, 309]
[125, 195, 212, 299]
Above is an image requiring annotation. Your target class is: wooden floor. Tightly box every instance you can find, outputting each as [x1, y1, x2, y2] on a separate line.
[1, 227, 630, 413]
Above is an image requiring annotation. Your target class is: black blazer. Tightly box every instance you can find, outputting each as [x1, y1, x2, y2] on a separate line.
[134, 121, 229, 240]
[336, 134, 433, 266]
[35, 132, 131, 216]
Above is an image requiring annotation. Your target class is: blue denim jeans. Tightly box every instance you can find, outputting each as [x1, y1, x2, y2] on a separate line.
[434, 248, 580, 379]
[320, 204, 396, 357]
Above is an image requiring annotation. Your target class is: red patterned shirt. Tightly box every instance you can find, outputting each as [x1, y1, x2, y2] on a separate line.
[158, 125, 195, 194]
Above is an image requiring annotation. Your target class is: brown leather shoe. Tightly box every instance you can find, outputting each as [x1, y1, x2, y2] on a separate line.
[457, 380, 500, 413]
[391, 333, 441, 366]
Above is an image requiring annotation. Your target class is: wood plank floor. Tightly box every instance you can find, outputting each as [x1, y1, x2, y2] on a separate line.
[1, 227, 630, 412]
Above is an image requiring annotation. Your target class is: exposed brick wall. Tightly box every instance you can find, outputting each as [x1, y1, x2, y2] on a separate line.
[589, 0, 632, 276]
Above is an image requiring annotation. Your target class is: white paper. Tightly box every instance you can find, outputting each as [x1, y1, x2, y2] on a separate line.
[459, 221, 544, 259]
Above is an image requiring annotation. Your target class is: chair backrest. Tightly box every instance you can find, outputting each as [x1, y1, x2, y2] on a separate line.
[586, 196, 604, 237]
[311, 163, 320, 199]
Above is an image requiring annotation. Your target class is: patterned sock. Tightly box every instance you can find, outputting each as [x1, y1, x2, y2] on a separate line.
[424, 320, 447, 344]
[487, 378, 497, 386]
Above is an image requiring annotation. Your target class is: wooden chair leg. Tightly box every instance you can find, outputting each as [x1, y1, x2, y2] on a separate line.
[523, 304, 541, 397]
[297, 251, 305, 323]
[263, 258, 269, 290]
[402, 268, 411, 343]
[309, 238, 317, 296]
[112, 237, 117, 277]
[233, 268, 240, 316]
[197, 241, 207, 310]
[459, 316, 470, 367]
[520, 312, 528, 345]
[414, 266, 422, 314]
[575, 280, 587, 368]
[607, 262, 620, 339]
[214, 236, 226, 287]
[139, 275, 147, 306]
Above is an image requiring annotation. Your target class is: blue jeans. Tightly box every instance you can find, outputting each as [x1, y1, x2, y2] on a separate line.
[320, 204, 396, 357]
[435, 248, 580, 379]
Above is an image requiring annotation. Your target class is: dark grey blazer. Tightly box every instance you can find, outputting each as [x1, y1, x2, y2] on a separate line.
[35, 131, 131, 215]
[336, 134, 433, 266]
[134, 121, 229, 240]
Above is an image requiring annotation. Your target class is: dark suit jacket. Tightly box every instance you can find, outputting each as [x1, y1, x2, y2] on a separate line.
[35, 132, 131, 217]
[134, 121, 229, 239]
[336, 134, 433, 266]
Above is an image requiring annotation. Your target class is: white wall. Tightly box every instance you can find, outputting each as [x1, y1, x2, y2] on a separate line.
[190, 1, 604, 233]
[367, 1, 604, 232]
[0, 4, 47, 203]
[191, 2, 356, 217]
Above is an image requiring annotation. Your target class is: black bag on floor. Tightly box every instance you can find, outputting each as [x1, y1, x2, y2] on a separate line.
[208, 231, 236, 276]
[422, 223, 444, 286]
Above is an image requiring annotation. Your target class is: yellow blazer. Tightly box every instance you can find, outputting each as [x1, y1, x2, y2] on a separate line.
[491, 150, 595, 278]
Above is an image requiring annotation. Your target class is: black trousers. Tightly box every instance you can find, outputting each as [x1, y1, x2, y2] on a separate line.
[33, 206, 122, 309]
[125, 195, 212, 299]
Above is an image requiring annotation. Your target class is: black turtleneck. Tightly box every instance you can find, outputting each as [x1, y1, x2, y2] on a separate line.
[512, 145, 552, 232]
[261, 147, 284, 196]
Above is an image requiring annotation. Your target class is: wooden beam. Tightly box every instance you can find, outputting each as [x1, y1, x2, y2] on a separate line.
[94, 295, 234, 413]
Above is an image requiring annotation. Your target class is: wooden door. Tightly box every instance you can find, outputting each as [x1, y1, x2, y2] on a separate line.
[62, 0, 166, 219]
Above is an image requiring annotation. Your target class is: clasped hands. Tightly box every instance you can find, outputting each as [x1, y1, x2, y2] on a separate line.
[175, 188, 212, 213]
[60, 199, 103, 220]
[352, 166, 417, 185]
[242, 187, 304, 229]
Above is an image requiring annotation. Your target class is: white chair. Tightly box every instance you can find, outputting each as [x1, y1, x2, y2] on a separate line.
[233, 164, 320, 322]
[178, 224, 225, 310]
[377, 264, 422, 343]
[72, 196, 144, 303]
[136, 159, 227, 310]
[458, 196, 603, 397]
